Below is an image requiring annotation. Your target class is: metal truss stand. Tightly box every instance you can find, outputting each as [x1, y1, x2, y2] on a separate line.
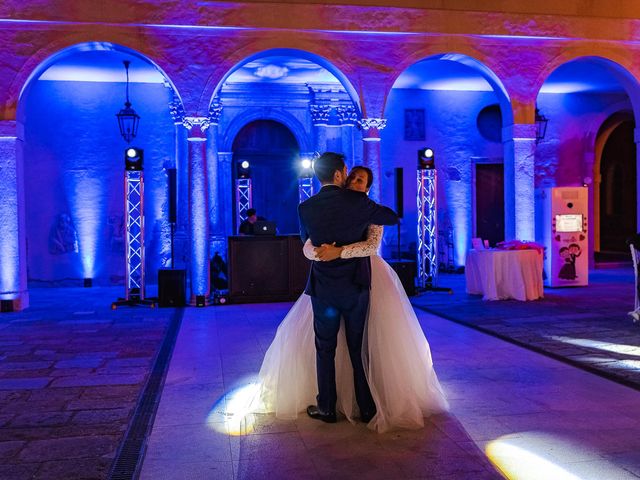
[112, 170, 156, 309]
[416, 168, 452, 294]
[298, 176, 314, 204]
[235, 178, 252, 230]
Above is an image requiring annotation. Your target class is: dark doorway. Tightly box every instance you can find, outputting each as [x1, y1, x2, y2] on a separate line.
[475, 163, 505, 247]
[232, 120, 300, 235]
[600, 120, 636, 253]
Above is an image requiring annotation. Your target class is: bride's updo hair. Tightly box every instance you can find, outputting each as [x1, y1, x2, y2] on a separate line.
[346, 166, 373, 189]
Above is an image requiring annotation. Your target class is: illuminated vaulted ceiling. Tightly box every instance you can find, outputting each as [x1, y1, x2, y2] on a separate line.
[37, 51, 627, 95]
[224, 56, 340, 85]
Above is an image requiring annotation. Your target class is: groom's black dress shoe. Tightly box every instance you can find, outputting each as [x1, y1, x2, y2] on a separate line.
[306, 405, 337, 423]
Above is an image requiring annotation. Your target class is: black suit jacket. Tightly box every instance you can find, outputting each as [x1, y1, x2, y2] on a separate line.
[298, 185, 398, 300]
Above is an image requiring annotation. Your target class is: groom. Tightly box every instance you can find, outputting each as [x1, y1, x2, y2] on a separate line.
[298, 152, 398, 423]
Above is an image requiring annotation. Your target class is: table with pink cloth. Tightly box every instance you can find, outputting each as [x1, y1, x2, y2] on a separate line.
[465, 248, 544, 301]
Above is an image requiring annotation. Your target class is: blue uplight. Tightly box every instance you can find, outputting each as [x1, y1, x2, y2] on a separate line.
[65, 170, 105, 279]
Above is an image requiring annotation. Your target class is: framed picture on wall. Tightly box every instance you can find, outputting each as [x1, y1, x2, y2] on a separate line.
[404, 109, 425, 141]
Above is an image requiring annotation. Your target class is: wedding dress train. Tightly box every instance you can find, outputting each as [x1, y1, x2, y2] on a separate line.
[256, 242, 449, 432]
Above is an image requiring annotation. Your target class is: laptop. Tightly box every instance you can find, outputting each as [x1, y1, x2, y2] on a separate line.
[253, 220, 277, 236]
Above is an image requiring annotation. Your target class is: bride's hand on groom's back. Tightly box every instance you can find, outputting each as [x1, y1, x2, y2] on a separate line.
[315, 243, 343, 261]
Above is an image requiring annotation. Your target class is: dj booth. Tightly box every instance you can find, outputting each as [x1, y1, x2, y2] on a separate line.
[228, 235, 311, 303]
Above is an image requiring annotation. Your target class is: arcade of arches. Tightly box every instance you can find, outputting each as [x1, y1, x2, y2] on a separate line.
[1, 1, 640, 309]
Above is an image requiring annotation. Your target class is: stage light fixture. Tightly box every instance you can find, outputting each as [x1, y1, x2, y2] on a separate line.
[418, 148, 435, 170]
[299, 157, 314, 179]
[236, 160, 251, 179]
[124, 147, 144, 171]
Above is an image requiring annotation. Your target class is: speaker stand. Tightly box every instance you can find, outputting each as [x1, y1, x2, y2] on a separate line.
[111, 292, 157, 309]
[416, 276, 453, 295]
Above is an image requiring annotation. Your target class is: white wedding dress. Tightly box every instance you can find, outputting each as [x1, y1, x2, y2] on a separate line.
[255, 225, 449, 433]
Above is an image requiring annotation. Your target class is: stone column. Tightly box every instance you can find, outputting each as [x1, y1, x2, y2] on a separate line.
[310, 104, 332, 153]
[359, 118, 387, 202]
[183, 117, 211, 304]
[169, 95, 188, 268]
[503, 124, 537, 241]
[218, 152, 234, 241]
[337, 105, 358, 168]
[206, 101, 225, 259]
[0, 120, 28, 311]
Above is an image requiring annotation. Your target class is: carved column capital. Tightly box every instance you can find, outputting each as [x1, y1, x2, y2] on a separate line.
[358, 117, 387, 131]
[309, 104, 332, 125]
[183, 117, 211, 140]
[208, 101, 223, 126]
[336, 105, 359, 126]
[169, 95, 185, 125]
[359, 117, 387, 140]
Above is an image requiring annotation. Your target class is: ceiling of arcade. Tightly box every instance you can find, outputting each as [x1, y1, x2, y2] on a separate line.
[40, 50, 626, 96]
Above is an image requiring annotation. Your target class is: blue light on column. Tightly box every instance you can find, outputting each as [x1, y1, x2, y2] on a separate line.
[0, 136, 21, 302]
[64, 170, 105, 279]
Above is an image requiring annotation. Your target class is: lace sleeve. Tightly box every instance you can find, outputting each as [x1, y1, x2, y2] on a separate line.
[302, 238, 318, 261]
[340, 225, 383, 259]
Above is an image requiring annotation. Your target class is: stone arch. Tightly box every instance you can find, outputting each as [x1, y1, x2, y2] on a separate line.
[534, 52, 640, 120]
[384, 50, 513, 126]
[15, 41, 184, 119]
[4, 36, 184, 120]
[593, 106, 635, 253]
[15, 40, 186, 287]
[536, 55, 640, 256]
[220, 107, 311, 153]
[381, 49, 514, 265]
[201, 45, 362, 117]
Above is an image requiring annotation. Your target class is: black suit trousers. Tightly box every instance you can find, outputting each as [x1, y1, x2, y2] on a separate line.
[310, 291, 376, 418]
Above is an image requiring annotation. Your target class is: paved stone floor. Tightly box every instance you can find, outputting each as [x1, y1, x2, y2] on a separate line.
[141, 301, 640, 480]
[0, 287, 176, 479]
[412, 267, 640, 389]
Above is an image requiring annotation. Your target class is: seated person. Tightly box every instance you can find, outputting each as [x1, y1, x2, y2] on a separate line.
[238, 208, 266, 235]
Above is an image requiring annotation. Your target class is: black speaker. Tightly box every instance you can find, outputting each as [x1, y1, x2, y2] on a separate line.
[158, 269, 186, 307]
[195, 295, 206, 307]
[1, 300, 14, 313]
[388, 260, 416, 296]
[394, 167, 403, 218]
[167, 168, 177, 224]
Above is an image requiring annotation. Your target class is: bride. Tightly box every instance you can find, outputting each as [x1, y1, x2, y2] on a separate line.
[255, 166, 449, 433]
